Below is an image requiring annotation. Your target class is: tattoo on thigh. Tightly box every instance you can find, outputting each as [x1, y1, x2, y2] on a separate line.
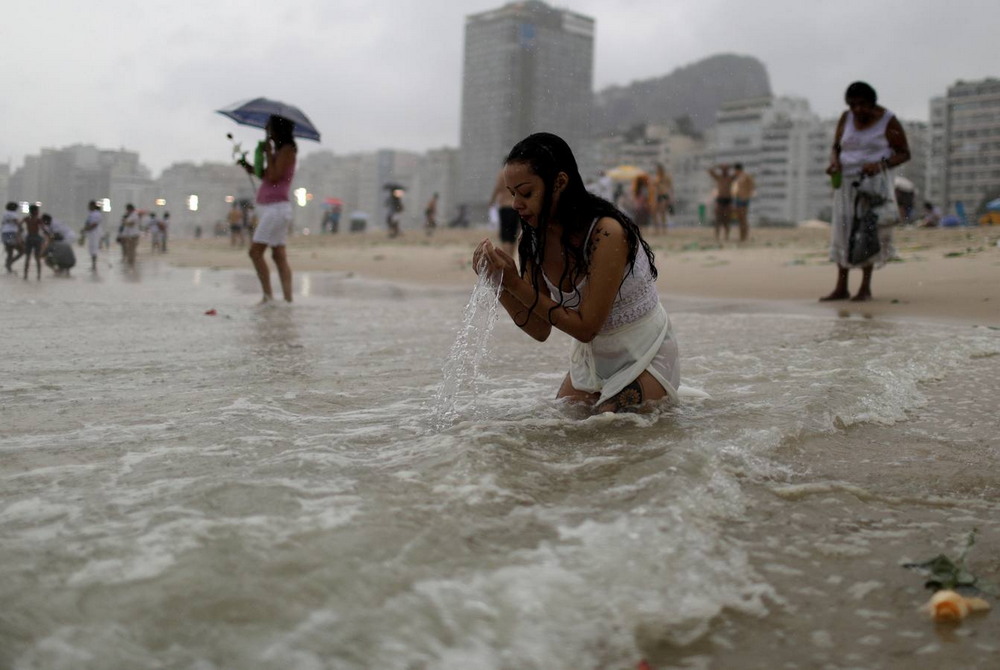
[614, 379, 644, 411]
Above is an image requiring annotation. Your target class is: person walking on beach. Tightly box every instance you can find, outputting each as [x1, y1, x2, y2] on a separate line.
[20, 204, 51, 280]
[239, 114, 297, 303]
[731, 163, 755, 243]
[424, 192, 438, 236]
[822, 81, 910, 302]
[160, 212, 170, 253]
[631, 173, 653, 229]
[82, 200, 103, 271]
[707, 164, 735, 242]
[472, 132, 680, 413]
[148, 211, 163, 253]
[652, 163, 673, 235]
[228, 202, 245, 247]
[385, 189, 404, 238]
[490, 168, 520, 257]
[3, 201, 24, 273]
[119, 203, 140, 269]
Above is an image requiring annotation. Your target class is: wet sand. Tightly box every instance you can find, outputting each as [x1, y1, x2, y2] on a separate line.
[169, 225, 1000, 327]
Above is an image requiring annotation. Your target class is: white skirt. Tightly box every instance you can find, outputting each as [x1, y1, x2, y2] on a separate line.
[569, 303, 680, 405]
[253, 201, 294, 247]
[829, 171, 896, 269]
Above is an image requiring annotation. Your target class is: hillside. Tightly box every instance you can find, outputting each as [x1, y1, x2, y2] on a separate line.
[593, 53, 772, 135]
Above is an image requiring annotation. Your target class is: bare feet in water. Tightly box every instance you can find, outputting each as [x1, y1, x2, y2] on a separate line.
[819, 291, 851, 302]
[850, 291, 872, 302]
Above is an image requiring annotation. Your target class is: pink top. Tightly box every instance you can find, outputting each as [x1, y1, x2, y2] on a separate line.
[256, 152, 296, 204]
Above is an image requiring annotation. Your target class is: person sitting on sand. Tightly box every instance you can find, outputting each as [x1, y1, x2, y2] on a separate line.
[472, 132, 680, 413]
[918, 201, 941, 228]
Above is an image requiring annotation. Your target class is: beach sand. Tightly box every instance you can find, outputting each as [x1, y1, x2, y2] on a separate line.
[170, 225, 1000, 327]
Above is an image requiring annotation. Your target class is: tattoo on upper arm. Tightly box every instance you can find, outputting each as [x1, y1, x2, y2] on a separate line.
[588, 226, 612, 258]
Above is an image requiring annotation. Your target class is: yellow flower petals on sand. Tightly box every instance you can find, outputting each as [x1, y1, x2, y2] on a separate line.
[921, 589, 992, 622]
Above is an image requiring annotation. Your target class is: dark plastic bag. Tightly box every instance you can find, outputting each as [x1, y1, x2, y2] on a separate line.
[848, 184, 882, 265]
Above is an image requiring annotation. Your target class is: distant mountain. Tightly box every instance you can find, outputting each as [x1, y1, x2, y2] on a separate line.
[592, 53, 772, 136]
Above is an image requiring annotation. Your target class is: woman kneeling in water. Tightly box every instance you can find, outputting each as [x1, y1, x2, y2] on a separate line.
[473, 132, 680, 413]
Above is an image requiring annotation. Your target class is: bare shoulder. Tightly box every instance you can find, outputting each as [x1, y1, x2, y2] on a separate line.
[587, 216, 628, 259]
[591, 216, 626, 241]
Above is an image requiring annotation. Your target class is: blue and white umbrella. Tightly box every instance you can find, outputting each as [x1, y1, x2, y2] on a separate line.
[985, 198, 1000, 212]
[216, 97, 321, 142]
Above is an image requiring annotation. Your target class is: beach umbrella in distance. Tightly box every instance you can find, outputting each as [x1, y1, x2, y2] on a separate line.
[894, 175, 915, 192]
[216, 97, 321, 141]
[383, 182, 406, 191]
[324, 197, 343, 206]
[606, 165, 646, 182]
[985, 198, 1000, 211]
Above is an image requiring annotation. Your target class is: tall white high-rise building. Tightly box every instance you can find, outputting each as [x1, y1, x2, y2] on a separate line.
[942, 78, 1000, 216]
[458, 1, 594, 218]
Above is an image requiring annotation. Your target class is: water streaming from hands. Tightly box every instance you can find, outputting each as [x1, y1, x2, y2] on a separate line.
[432, 263, 503, 426]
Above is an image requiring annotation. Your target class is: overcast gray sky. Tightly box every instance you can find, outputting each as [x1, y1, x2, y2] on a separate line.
[4, 0, 998, 176]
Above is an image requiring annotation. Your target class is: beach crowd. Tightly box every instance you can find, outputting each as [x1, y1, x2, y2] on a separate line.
[2, 199, 171, 279]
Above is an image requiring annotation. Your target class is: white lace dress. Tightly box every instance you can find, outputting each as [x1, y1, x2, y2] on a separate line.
[543, 231, 680, 404]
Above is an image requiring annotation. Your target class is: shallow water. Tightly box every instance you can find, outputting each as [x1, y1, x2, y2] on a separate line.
[2, 259, 999, 669]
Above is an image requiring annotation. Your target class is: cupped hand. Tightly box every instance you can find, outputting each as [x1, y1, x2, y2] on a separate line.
[472, 239, 516, 282]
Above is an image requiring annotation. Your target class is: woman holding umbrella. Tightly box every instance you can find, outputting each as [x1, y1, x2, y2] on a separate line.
[239, 115, 297, 303]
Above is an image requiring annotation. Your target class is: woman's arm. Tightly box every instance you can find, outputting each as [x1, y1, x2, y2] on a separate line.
[473, 239, 552, 340]
[497, 217, 627, 343]
[498, 284, 552, 341]
[884, 117, 911, 168]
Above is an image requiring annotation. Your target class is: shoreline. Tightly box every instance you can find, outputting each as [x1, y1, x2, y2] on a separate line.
[167, 225, 1000, 328]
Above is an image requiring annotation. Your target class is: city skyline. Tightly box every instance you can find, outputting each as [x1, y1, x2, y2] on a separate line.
[5, 0, 1000, 176]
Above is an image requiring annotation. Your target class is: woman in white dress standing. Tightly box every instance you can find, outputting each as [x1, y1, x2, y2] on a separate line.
[822, 81, 910, 302]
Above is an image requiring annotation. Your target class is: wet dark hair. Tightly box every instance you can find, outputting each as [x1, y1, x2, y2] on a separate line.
[734, 162, 744, 171]
[268, 115, 297, 150]
[504, 132, 656, 324]
[5, 202, 17, 211]
[845, 81, 877, 106]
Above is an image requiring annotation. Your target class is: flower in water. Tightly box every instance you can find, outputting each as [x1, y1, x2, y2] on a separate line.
[921, 589, 991, 622]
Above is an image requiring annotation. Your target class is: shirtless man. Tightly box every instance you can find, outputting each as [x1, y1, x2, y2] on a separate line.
[731, 163, 756, 242]
[228, 202, 245, 247]
[707, 164, 735, 242]
[21, 204, 51, 280]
